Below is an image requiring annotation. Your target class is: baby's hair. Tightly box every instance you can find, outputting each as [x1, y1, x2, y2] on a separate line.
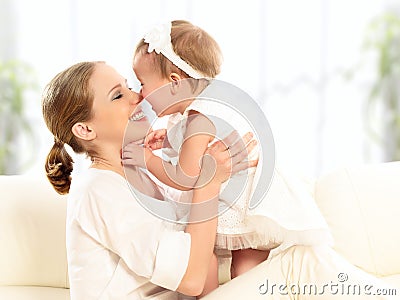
[135, 20, 223, 79]
[42, 61, 101, 194]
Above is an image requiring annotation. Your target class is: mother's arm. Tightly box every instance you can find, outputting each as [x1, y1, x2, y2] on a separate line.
[178, 180, 219, 296]
[177, 132, 258, 296]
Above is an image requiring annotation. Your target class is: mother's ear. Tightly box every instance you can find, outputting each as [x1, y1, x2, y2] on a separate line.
[72, 122, 96, 141]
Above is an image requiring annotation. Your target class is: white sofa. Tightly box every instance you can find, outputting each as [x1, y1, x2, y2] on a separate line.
[0, 174, 69, 299]
[0, 161, 399, 299]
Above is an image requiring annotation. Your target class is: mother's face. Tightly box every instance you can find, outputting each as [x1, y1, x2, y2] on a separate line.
[88, 63, 151, 147]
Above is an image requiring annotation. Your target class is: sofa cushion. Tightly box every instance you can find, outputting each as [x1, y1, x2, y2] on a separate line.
[315, 161, 400, 277]
[0, 175, 69, 288]
[0, 286, 70, 300]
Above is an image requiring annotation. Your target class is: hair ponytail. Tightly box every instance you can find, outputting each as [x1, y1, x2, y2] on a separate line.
[45, 140, 74, 195]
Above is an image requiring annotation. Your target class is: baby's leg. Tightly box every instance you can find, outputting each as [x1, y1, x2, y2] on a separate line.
[231, 248, 269, 278]
[199, 252, 219, 297]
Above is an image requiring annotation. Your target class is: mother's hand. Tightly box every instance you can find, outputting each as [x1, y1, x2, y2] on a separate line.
[197, 131, 258, 187]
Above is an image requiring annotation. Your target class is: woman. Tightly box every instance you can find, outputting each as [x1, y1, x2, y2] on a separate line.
[42, 61, 257, 299]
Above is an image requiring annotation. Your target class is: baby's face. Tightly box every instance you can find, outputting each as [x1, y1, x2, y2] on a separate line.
[132, 52, 192, 117]
[133, 53, 170, 100]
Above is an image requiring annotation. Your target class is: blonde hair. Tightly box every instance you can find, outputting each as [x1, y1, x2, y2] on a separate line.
[42, 61, 100, 194]
[135, 20, 223, 79]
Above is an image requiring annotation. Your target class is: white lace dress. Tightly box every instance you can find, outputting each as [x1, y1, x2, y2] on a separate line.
[161, 82, 333, 253]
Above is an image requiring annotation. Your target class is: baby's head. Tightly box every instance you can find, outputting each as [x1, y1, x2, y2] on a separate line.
[133, 20, 222, 114]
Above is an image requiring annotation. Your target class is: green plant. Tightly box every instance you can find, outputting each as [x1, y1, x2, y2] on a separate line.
[362, 12, 400, 161]
[0, 60, 38, 174]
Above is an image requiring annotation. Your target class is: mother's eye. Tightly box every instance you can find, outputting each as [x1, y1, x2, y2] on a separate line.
[112, 93, 123, 101]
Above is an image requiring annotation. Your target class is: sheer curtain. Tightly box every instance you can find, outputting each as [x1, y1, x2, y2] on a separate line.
[6, 0, 389, 178]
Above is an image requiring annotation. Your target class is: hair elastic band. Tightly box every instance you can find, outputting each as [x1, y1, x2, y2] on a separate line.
[143, 22, 207, 79]
[54, 136, 64, 147]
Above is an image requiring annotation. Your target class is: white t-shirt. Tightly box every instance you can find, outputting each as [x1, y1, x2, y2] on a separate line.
[66, 168, 191, 299]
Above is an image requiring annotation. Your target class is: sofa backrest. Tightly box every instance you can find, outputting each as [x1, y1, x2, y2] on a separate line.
[315, 161, 400, 277]
[0, 175, 69, 288]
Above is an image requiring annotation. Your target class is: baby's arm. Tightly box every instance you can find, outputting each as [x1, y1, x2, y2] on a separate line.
[123, 112, 215, 191]
[147, 112, 215, 190]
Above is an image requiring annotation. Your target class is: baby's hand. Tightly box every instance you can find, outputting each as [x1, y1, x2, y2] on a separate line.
[122, 141, 153, 169]
[144, 129, 170, 150]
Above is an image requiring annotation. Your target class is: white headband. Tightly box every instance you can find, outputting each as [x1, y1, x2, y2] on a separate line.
[143, 22, 207, 79]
